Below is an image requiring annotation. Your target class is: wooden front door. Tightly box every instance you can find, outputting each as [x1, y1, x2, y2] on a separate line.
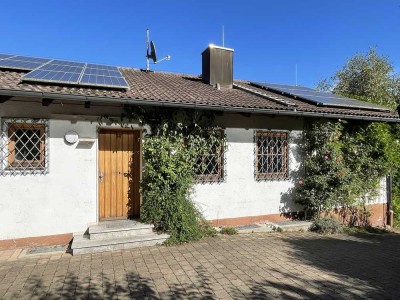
[98, 129, 141, 220]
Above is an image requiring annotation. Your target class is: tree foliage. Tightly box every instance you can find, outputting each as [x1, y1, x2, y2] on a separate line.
[317, 48, 400, 109]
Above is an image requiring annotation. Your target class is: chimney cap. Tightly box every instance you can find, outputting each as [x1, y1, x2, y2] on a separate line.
[202, 44, 234, 54]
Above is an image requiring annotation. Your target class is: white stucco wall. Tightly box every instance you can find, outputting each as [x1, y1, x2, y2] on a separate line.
[367, 177, 387, 205]
[0, 100, 122, 240]
[0, 119, 98, 239]
[192, 127, 303, 221]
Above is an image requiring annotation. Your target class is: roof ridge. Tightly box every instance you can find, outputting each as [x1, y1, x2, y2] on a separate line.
[120, 68, 257, 82]
[120, 67, 200, 78]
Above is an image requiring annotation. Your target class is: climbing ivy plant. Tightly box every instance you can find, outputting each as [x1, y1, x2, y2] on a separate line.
[295, 118, 399, 224]
[111, 106, 225, 244]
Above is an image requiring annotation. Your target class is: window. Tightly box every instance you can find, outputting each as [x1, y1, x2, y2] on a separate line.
[255, 131, 288, 180]
[195, 130, 225, 183]
[1, 118, 49, 175]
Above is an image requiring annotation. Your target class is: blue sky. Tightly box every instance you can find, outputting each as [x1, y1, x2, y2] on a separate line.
[1, 0, 399, 88]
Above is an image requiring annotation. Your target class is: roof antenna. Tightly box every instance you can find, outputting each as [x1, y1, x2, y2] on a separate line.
[222, 25, 225, 47]
[295, 64, 298, 86]
[146, 29, 171, 71]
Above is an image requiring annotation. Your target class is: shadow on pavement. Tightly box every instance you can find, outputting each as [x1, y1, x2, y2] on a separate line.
[244, 233, 400, 299]
[7, 265, 216, 299]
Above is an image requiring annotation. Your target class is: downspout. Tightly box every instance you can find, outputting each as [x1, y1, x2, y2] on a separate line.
[387, 172, 394, 227]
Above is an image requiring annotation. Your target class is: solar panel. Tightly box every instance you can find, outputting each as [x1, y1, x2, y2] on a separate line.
[251, 82, 391, 112]
[51, 60, 86, 67]
[0, 55, 51, 70]
[0, 54, 16, 60]
[258, 82, 315, 92]
[22, 60, 129, 89]
[80, 64, 128, 88]
[22, 60, 85, 84]
[86, 63, 118, 70]
[23, 69, 81, 84]
[84, 67, 121, 77]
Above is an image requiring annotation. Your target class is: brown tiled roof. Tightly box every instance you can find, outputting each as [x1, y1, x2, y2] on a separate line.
[0, 68, 398, 121]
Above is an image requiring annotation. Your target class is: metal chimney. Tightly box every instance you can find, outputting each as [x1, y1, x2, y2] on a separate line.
[202, 44, 234, 89]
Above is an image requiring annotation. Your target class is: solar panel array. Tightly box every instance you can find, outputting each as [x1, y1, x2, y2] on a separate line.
[251, 82, 391, 112]
[0, 53, 129, 89]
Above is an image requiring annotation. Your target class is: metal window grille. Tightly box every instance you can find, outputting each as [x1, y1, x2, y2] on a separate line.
[0, 118, 49, 176]
[195, 131, 225, 183]
[255, 131, 288, 180]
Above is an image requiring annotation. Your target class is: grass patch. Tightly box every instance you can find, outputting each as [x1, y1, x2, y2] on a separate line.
[220, 227, 238, 235]
[342, 226, 390, 234]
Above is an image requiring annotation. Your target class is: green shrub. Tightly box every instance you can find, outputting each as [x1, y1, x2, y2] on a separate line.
[220, 227, 238, 235]
[140, 135, 217, 245]
[310, 217, 343, 234]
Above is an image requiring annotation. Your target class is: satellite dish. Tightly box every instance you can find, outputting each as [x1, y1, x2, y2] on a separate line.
[149, 41, 157, 62]
[145, 29, 171, 71]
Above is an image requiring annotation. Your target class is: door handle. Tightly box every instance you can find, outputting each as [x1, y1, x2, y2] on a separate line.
[99, 171, 104, 183]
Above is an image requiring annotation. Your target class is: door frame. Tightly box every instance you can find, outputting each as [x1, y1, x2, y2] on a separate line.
[96, 127, 143, 222]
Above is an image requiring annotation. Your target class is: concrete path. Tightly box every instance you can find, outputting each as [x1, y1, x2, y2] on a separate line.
[0, 232, 399, 299]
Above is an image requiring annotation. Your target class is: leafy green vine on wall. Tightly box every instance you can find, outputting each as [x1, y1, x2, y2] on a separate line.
[100, 106, 226, 244]
[295, 118, 399, 224]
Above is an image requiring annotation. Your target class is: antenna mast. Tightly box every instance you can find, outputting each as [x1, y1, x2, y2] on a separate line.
[145, 29, 171, 71]
[222, 25, 225, 47]
[146, 29, 150, 71]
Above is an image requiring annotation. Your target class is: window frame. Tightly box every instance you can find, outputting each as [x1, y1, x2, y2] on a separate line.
[1, 118, 49, 176]
[195, 129, 225, 183]
[255, 130, 289, 180]
[8, 123, 46, 168]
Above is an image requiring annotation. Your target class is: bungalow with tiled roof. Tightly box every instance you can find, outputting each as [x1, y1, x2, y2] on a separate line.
[0, 45, 398, 253]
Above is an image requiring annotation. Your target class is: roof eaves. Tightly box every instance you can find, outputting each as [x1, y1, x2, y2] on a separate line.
[0, 88, 399, 123]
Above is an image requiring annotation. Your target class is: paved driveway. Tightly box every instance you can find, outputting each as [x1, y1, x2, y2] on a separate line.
[0, 232, 399, 299]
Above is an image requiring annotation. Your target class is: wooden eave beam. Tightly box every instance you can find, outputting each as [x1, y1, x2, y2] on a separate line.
[0, 96, 12, 103]
[84, 101, 91, 108]
[42, 98, 54, 106]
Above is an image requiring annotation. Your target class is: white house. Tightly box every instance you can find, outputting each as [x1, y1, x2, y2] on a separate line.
[0, 46, 397, 251]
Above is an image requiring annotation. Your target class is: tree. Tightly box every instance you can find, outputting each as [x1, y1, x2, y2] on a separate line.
[317, 48, 400, 109]
[296, 118, 393, 223]
[317, 48, 400, 224]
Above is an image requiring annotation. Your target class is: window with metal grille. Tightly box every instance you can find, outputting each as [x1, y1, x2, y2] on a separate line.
[1, 118, 49, 175]
[195, 131, 225, 182]
[255, 131, 288, 180]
